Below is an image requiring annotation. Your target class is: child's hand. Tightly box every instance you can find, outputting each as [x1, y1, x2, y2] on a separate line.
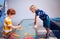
[34, 25, 38, 28]
[17, 25, 23, 30]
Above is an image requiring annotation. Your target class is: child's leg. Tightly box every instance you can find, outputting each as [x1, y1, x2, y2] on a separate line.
[9, 32, 18, 39]
[45, 16, 50, 37]
[43, 16, 50, 38]
[3, 32, 11, 39]
[46, 28, 50, 36]
[3, 31, 9, 38]
[9, 34, 18, 39]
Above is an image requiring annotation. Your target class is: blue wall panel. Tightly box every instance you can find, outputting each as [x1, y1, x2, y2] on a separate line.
[0, 0, 5, 31]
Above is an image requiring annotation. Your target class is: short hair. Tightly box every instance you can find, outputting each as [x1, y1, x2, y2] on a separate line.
[29, 5, 36, 10]
[7, 8, 16, 15]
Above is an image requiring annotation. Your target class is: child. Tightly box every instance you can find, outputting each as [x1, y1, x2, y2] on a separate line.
[29, 5, 50, 38]
[3, 8, 21, 38]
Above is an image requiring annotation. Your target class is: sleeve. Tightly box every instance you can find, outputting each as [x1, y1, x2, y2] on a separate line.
[36, 13, 38, 16]
[7, 21, 12, 26]
[36, 10, 42, 16]
[35, 10, 38, 16]
[5, 18, 12, 26]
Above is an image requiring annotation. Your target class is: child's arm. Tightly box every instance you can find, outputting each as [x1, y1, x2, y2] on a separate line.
[9, 25, 21, 29]
[34, 14, 39, 28]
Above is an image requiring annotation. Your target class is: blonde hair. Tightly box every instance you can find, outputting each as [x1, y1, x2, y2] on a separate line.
[29, 5, 37, 10]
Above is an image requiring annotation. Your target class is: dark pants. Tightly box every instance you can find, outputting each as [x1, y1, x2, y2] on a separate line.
[43, 16, 50, 29]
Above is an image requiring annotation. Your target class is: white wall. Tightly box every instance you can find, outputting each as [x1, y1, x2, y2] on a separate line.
[7, 0, 60, 25]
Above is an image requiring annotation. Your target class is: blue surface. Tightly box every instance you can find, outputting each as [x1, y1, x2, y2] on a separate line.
[52, 18, 60, 22]
[0, 11, 5, 31]
[15, 19, 36, 39]
[50, 18, 60, 30]
[0, 0, 5, 31]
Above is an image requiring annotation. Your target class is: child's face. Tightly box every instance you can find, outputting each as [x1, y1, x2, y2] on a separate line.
[9, 15, 15, 18]
[30, 5, 36, 13]
[30, 8, 36, 13]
